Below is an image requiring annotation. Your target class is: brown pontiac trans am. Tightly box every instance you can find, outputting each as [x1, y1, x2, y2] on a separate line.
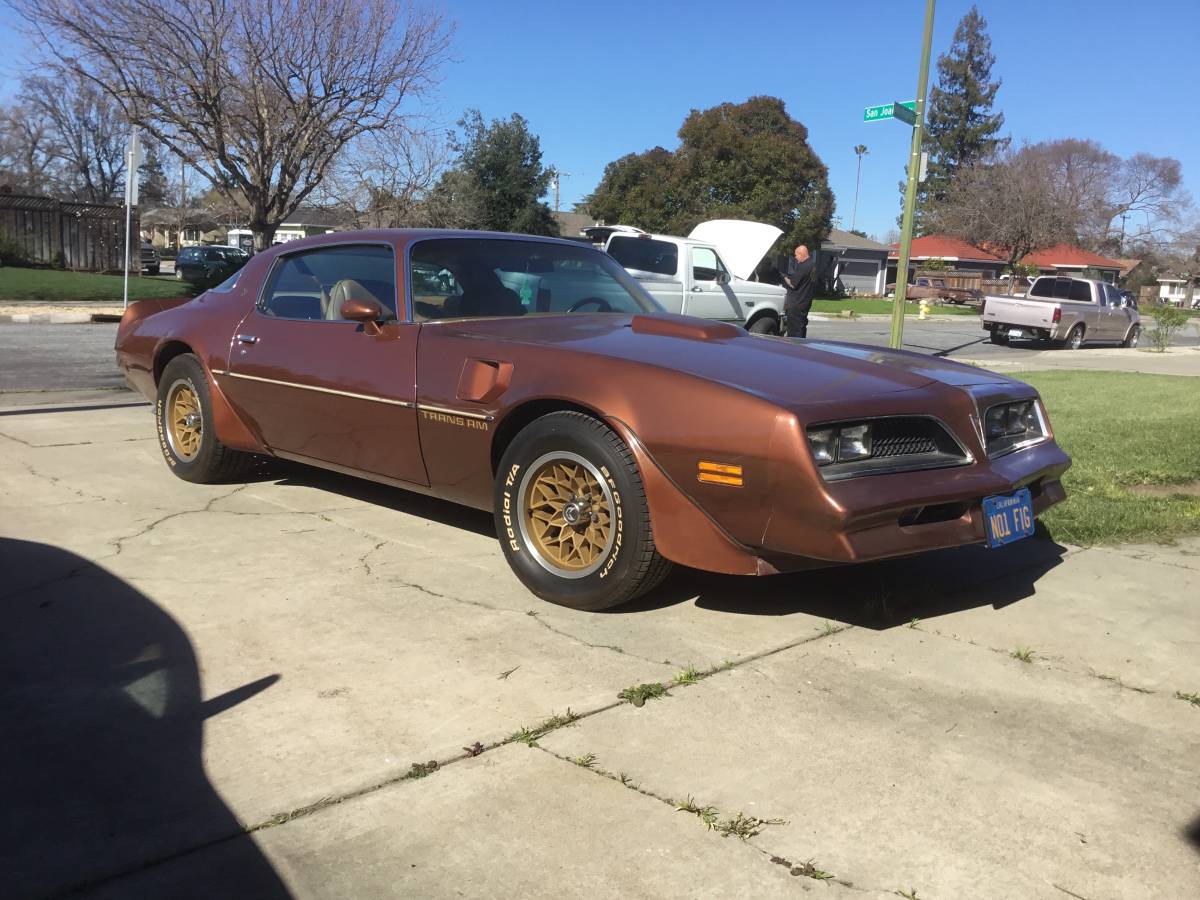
[116, 230, 1070, 610]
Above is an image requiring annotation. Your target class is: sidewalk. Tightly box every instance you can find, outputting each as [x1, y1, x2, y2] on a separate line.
[0, 301, 127, 323]
[958, 345, 1200, 377]
[2, 400, 1197, 899]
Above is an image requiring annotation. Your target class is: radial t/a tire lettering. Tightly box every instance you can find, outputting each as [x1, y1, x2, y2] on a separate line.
[494, 411, 671, 611]
[156, 354, 253, 483]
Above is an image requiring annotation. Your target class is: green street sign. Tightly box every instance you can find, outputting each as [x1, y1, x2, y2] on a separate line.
[864, 101, 916, 123]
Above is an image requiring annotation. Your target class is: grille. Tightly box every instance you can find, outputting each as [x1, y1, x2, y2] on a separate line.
[872, 434, 937, 458]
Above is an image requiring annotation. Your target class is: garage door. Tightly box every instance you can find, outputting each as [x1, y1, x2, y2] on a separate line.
[837, 259, 880, 295]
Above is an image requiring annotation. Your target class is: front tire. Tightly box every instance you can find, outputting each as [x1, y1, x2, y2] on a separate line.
[1122, 324, 1140, 348]
[748, 314, 780, 335]
[494, 412, 671, 610]
[156, 354, 254, 483]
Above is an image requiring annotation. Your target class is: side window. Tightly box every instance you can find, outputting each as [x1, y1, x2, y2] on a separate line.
[692, 247, 726, 282]
[259, 244, 397, 321]
[1029, 278, 1054, 298]
[1069, 280, 1093, 302]
[606, 237, 678, 277]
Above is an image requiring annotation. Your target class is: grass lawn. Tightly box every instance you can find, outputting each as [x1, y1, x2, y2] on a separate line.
[0, 266, 192, 302]
[1020, 371, 1200, 546]
[812, 297, 978, 316]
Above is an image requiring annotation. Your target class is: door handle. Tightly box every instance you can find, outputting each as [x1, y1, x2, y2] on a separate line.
[691, 286, 703, 292]
[236, 334, 259, 345]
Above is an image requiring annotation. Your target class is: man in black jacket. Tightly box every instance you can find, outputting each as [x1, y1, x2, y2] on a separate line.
[782, 244, 815, 338]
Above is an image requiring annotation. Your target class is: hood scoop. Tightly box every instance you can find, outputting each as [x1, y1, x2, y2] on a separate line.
[631, 315, 742, 342]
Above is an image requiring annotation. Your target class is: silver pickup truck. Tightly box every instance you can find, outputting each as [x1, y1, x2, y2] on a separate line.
[982, 275, 1140, 349]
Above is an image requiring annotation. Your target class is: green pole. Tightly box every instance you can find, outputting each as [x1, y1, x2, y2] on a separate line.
[889, 0, 937, 349]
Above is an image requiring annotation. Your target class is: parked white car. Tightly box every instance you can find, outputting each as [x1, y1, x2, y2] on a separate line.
[604, 220, 786, 334]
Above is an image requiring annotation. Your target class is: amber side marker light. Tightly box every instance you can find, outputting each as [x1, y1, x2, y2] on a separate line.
[697, 461, 743, 486]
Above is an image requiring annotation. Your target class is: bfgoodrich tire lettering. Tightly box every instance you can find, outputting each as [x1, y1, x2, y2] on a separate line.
[156, 354, 253, 483]
[495, 411, 671, 610]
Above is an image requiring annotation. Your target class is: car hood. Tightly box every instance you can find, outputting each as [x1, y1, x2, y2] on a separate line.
[688, 220, 782, 280]
[444, 314, 1015, 407]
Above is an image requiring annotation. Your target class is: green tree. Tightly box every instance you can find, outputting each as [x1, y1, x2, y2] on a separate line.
[586, 96, 833, 251]
[912, 5, 1007, 232]
[139, 144, 169, 206]
[446, 110, 558, 236]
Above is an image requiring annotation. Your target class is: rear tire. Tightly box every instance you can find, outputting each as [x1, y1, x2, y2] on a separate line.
[748, 315, 780, 335]
[1064, 325, 1084, 350]
[989, 330, 1009, 345]
[156, 354, 254, 483]
[494, 411, 671, 611]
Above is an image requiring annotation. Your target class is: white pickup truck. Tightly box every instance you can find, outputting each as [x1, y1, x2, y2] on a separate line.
[981, 275, 1141, 349]
[604, 220, 787, 334]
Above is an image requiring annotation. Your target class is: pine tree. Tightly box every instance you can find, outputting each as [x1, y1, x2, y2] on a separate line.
[913, 5, 1007, 233]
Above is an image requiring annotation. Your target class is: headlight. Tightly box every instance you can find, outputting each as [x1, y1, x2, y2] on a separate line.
[808, 427, 837, 464]
[807, 422, 872, 465]
[983, 400, 1046, 456]
[838, 424, 872, 461]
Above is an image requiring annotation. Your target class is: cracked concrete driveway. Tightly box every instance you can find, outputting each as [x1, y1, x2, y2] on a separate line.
[2, 398, 1199, 900]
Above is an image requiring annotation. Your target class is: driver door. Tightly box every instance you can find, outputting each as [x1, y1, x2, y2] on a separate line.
[219, 242, 428, 486]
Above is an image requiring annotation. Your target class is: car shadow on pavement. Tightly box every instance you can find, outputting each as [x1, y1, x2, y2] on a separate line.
[0, 538, 290, 899]
[1186, 812, 1200, 859]
[622, 535, 1070, 628]
[268, 461, 498, 538]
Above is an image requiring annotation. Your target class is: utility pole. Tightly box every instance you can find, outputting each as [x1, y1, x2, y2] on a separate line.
[851, 145, 868, 231]
[889, 0, 936, 350]
[178, 157, 186, 251]
[550, 169, 571, 213]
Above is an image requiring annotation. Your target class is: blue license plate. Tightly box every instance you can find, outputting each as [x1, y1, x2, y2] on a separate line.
[983, 487, 1035, 548]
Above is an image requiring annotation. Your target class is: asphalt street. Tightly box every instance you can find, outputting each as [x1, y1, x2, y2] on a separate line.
[4, 316, 1197, 396]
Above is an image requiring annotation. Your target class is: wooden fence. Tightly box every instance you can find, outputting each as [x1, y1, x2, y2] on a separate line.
[0, 193, 137, 272]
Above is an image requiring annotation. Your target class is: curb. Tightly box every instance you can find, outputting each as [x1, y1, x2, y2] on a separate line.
[0, 313, 121, 324]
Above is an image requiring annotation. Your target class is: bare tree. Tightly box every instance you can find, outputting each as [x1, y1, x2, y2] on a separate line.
[931, 148, 1074, 287]
[322, 124, 451, 229]
[0, 103, 57, 194]
[11, 0, 453, 248]
[1107, 154, 1189, 248]
[20, 70, 127, 203]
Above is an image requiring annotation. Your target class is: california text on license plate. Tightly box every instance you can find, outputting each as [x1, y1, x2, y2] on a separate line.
[983, 487, 1035, 548]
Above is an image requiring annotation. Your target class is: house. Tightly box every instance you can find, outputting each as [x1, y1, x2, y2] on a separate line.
[1020, 244, 1124, 283]
[140, 207, 227, 249]
[886, 234, 1004, 284]
[226, 206, 347, 251]
[818, 229, 890, 295]
[551, 209, 599, 238]
[1157, 274, 1196, 307]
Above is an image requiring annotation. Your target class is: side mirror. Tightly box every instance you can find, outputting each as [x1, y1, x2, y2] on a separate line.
[715, 271, 731, 286]
[340, 296, 386, 335]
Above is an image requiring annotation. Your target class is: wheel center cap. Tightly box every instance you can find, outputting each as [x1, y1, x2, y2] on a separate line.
[184, 412, 202, 429]
[562, 502, 583, 525]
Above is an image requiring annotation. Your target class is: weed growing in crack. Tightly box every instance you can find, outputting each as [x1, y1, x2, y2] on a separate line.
[1011, 647, 1036, 663]
[571, 753, 597, 768]
[618, 772, 637, 788]
[1175, 690, 1200, 708]
[675, 795, 719, 827]
[508, 709, 579, 746]
[895, 889, 920, 899]
[769, 855, 833, 880]
[714, 811, 787, 840]
[673, 665, 701, 686]
[619, 682, 669, 707]
[820, 619, 838, 636]
[404, 760, 439, 780]
[462, 742, 485, 757]
[908, 617, 921, 629]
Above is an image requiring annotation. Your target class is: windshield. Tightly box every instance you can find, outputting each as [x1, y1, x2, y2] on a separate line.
[410, 237, 660, 322]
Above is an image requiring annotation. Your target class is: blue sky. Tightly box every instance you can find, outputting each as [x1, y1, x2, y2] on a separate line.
[3, 0, 1197, 241]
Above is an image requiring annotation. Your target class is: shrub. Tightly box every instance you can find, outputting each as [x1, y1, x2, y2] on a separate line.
[0, 237, 30, 267]
[1150, 304, 1189, 352]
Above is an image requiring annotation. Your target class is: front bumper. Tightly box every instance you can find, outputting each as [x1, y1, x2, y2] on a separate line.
[760, 439, 1071, 565]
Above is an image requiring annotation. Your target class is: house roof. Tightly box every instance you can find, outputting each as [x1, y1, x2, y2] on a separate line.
[551, 210, 598, 236]
[1115, 257, 1141, 277]
[283, 205, 346, 228]
[1020, 244, 1124, 270]
[823, 229, 889, 252]
[887, 234, 1003, 262]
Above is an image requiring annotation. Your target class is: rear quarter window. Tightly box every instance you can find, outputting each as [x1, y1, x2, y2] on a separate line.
[1069, 280, 1093, 302]
[607, 237, 678, 277]
[1029, 278, 1055, 298]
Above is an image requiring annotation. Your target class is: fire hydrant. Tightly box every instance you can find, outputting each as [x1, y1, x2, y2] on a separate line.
[918, 298, 929, 320]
